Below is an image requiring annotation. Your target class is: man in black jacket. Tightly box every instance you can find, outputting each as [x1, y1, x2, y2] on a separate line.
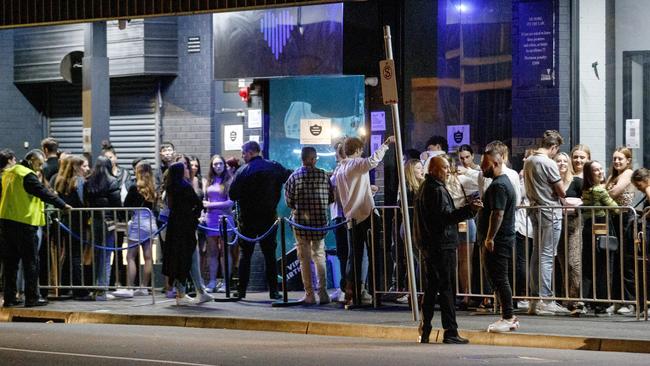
[413, 156, 481, 344]
[229, 141, 292, 300]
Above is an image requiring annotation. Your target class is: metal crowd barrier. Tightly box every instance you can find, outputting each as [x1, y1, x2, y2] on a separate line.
[42, 207, 158, 303]
[640, 207, 650, 320]
[370, 204, 649, 320]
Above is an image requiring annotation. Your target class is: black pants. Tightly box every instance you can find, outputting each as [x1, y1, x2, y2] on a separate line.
[582, 219, 612, 301]
[514, 233, 532, 297]
[611, 213, 636, 302]
[333, 217, 348, 290]
[421, 249, 458, 337]
[237, 218, 278, 295]
[484, 248, 514, 319]
[1, 219, 40, 303]
[345, 216, 372, 302]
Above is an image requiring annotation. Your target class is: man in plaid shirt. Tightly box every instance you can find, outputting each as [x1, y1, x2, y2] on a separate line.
[285, 147, 334, 305]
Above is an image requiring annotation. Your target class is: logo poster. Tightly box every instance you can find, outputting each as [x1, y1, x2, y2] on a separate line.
[224, 124, 243, 151]
[300, 118, 331, 145]
[447, 124, 470, 151]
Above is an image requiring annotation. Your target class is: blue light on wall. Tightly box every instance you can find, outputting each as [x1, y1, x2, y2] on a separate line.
[260, 10, 296, 60]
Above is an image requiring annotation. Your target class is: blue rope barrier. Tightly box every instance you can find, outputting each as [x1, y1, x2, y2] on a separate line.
[197, 224, 234, 233]
[55, 219, 167, 251]
[227, 219, 280, 243]
[283, 217, 349, 232]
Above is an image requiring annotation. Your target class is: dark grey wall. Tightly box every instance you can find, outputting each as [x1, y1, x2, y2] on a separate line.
[0, 30, 44, 156]
[161, 14, 213, 168]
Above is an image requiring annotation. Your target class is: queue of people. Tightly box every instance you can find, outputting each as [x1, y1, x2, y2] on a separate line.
[2, 131, 650, 346]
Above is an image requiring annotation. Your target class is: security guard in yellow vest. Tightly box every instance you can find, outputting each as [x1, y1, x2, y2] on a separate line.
[0, 149, 70, 308]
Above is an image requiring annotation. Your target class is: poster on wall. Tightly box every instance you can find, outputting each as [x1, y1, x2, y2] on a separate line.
[447, 124, 470, 151]
[516, 0, 555, 88]
[224, 124, 244, 151]
[370, 135, 383, 155]
[371, 111, 386, 132]
[626, 119, 640, 149]
[248, 109, 262, 128]
[300, 118, 331, 145]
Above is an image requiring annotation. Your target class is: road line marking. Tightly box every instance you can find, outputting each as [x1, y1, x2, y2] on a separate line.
[0, 346, 218, 366]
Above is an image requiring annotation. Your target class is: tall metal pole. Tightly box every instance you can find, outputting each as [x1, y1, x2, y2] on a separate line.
[383, 26, 420, 322]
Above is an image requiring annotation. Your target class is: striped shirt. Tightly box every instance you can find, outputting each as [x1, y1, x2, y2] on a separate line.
[285, 166, 334, 240]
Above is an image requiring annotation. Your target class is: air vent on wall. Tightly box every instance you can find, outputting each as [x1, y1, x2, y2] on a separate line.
[187, 37, 201, 54]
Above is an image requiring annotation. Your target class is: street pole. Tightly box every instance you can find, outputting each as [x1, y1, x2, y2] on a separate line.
[382, 25, 420, 322]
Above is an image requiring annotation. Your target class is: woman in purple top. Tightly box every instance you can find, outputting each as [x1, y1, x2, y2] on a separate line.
[203, 154, 234, 292]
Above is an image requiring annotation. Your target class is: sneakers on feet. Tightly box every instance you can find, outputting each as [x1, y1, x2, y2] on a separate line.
[396, 294, 409, 304]
[360, 289, 373, 305]
[299, 293, 316, 305]
[176, 294, 195, 306]
[111, 289, 134, 298]
[196, 292, 214, 304]
[487, 316, 520, 333]
[95, 293, 115, 301]
[318, 291, 330, 305]
[617, 305, 635, 315]
[547, 301, 571, 314]
[216, 283, 226, 293]
[133, 288, 149, 296]
[329, 288, 344, 303]
[165, 289, 177, 299]
[516, 300, 529, 310]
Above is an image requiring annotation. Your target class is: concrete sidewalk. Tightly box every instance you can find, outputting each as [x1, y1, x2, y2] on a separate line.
[1, 291, 649, 354]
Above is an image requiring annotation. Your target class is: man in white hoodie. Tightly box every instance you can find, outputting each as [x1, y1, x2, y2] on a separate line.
[335, 135, 394, 306]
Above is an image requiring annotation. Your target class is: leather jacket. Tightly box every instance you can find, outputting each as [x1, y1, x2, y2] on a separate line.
[413, 174, 474, 255]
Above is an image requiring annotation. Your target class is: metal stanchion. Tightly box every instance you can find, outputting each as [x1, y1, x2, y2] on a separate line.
[214, 216, 238, 302]
[272, 218, 303, 307]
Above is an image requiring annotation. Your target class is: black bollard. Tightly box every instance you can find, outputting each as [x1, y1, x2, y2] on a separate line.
[214, 215, 238, 302]
[272, 218, 303, 307]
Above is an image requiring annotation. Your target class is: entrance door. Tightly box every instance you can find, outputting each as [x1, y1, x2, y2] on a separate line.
[623, 51, 650, 168]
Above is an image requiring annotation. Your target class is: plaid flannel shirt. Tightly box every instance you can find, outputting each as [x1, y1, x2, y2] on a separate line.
[285, 166, 334, 241]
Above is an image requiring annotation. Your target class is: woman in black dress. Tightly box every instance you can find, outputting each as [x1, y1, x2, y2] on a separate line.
[162, 161, 204, 305]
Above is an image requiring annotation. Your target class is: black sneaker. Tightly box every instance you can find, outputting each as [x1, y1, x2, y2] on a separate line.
[442, 335, 469, 344]
[418, 323, 432, 344]
[2, 298, 24, 307]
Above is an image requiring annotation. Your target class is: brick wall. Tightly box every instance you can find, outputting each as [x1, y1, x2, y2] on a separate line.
[0, 30, 43, 156]
[161, 14, 213, 168]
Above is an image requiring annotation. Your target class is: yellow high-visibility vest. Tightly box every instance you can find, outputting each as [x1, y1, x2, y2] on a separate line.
[0, 164, 45, 226]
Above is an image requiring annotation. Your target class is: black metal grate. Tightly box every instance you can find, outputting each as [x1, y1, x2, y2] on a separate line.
[0, 0, 356, 29]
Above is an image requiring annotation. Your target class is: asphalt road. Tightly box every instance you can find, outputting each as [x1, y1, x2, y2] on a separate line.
[0, 323, 648, 366]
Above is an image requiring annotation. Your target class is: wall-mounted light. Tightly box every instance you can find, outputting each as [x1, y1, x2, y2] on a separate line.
[455, 3, 469, 13]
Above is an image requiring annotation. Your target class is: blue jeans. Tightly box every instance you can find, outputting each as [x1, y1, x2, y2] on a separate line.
[93, 220, 114, 289]
[529, 209, 562, 298]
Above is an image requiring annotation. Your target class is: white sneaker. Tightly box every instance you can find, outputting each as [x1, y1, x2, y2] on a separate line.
[516, 300, 529, 310]
[133, 288, 149, 296]
[111, 289, 134, 298]
[487, 316, 520, 333]
[360, 289, 373, 305]
[329, 288, 343, 302]
[176, 294, 195, 306]
[617, 305, 635, 315]
[216, 283, 226, 293]
[606, 304, 616, 314]
[533, 301, 556, 316]
[396, 294, 409, 304]
[196, 292, 214, 304]
[547, 301, 571, 314]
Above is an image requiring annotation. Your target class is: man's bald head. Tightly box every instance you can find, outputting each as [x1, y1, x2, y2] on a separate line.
[428, 156, 450, 182]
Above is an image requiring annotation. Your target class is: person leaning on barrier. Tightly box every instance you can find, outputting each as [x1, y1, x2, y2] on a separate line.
[0, 149, 71, 308]
[413, 156, 482, 344]
[285, 147, 334, 305]
[523, 130, 569, 316]
[229, 141, 292, 300]
[580, 160, 619, 314]
[336, 135, 395, 306]
[478, 148, 519, 333]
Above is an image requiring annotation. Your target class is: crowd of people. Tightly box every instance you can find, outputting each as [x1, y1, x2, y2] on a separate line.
[1, 130, 650, 345]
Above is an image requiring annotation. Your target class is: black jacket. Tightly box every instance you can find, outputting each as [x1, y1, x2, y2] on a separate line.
[413, 174, 474, 255]
[229, 156, 291, 225]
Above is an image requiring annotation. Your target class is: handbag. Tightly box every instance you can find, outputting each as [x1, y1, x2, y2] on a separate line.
[593, 217, 619, 252]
